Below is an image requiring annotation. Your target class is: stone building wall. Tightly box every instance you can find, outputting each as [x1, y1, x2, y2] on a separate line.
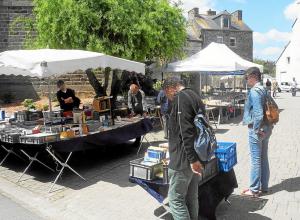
[0, 0, 33, 51]
[0, 1, 105, 103]
[202, 29, 253, 61]
[0, 72, 104, 104]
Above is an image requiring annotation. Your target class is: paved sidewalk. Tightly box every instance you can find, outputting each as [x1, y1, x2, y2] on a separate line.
[0, 192, 43, 220]
[0, 92, 299, 219]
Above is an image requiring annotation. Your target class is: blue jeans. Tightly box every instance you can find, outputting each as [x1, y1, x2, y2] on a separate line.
[168, 168, 199, 220]
[248, 125, 272, 192]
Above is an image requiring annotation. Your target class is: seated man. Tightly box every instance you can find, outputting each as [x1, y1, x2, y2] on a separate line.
[128, 84, 147, 116]
[56, 80, 81, 113]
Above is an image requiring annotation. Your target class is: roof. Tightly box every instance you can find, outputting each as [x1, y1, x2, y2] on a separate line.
[190, 10, 252, 32]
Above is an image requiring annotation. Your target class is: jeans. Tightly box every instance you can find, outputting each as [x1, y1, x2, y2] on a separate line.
[168, 168, 199, 220]
[248, 125, 272, 192]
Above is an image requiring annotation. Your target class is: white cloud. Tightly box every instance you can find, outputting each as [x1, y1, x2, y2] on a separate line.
[284, 0, 300, 20]
[254, 29, 291, 44]
[254, 46, 283, 61]
[170, 0, 215, 16]
[261, 47, 283, 56]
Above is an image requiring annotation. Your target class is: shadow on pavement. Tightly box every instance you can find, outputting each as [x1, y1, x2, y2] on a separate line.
[153, 194, 270, 220]
[267, 176, 300, 195]
[0, 140, 147, 191]
[215, 129, 230, 134]
[216, 194, 270, 220]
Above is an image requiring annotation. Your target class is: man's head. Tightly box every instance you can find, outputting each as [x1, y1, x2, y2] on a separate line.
[245, 67, 262, 87]
[162, 77, 184, 101]
[57, 80, 66, 91]
[129, 84, 139, 95]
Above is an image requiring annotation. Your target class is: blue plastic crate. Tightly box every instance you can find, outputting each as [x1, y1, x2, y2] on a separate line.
[215, 142, 237, 172]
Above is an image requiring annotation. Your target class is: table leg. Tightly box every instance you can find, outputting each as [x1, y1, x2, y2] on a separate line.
[210, 110, 218, 129]
[136, 135, 152, 156]
[46, 148, 86, 193]
[0, 145, 24, 166]
[157, 110, 164, 129]
[17, 150, 55, 183]
[218, 107, 221, 126]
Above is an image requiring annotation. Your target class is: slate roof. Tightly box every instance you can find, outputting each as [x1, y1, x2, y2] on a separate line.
[190, 10, 252, 32]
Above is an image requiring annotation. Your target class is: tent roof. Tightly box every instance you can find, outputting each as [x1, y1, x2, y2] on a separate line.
[0, 49, 145, 78]
[165, 42, 263, 75]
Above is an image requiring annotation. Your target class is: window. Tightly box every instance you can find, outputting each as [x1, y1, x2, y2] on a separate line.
[223, 17, 229, 28]
[217, 36, 223, 43]
[230, 37, 236, 47]
[287, 57, 291, 64]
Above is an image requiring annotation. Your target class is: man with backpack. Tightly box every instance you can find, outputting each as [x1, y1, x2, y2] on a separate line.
[242, 67, 276, 198]
[163, 77, 205, 220]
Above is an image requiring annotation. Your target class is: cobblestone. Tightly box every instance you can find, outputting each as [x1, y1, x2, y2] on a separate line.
[0, 93, 299, 219]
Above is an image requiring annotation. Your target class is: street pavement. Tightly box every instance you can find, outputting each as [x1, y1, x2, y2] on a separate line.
[0, 192, 42, 220]
[0, 92, 299, 219]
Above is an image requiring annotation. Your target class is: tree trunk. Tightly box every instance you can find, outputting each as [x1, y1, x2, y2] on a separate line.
[85, 68, 106, 97]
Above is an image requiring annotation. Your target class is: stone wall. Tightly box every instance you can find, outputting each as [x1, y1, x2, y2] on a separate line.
[202, 29, 253, 61]
[0, 0, 33, 51]
[0, 72, 104, 104]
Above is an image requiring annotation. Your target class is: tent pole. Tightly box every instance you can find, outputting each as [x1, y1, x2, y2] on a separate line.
[48, 80, 53, 113]
[41, 61, 52, 113]
[200, 72, 202, 96]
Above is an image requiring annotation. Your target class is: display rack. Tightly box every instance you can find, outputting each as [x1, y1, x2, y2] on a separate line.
[92, 96, 113, 121]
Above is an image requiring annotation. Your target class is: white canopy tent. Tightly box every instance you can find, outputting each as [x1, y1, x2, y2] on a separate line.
[0, 49, 145, 111]
[165, 42, 263, 73]
[165, 42, 263, 94]
[0, 49, 145, 77]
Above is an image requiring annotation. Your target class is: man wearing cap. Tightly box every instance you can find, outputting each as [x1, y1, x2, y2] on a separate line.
[127, 83, 147, 116]
[242, 67, 273, 197]
[163, 77, 205, 220]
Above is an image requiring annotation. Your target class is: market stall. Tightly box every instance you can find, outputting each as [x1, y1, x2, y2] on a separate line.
[0, 49, 150, 192]
[165, 42, 263, 124]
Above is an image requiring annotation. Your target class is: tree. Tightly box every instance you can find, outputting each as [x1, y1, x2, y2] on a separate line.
[30, 0, 187, 62]
[254, 59, 276, 77]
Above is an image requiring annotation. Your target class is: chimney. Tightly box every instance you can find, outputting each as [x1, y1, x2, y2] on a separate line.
[207, 9, 216, 16]
[232, 10, 242, 21]
[188, 8, 199, 20]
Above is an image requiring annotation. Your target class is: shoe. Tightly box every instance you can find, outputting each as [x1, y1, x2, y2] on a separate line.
[259, 190, 269, 194]
[241, 189, 261, 198]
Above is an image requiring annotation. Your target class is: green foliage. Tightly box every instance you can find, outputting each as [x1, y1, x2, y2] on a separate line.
[254, 59, 276, 77]
[24, 0, 186, 62]
[22, 99, 36, 110]
[153, 80, 163, 91]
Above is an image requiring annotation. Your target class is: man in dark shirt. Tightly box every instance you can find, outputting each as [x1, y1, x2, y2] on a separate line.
[163, 77, 205, 220]
[56, 80, 80, 112]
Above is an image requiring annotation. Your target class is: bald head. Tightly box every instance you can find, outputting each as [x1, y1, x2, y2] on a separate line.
[130, 84, 139, 94]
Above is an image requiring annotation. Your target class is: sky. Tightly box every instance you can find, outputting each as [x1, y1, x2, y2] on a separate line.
[174, 0, 300, 61]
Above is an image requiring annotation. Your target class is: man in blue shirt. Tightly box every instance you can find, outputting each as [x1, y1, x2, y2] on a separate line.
[242, 67, 273, 197]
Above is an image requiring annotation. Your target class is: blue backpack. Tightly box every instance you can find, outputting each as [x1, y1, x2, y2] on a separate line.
[178, 91, 218, 162]
[193, 112, 218, 162]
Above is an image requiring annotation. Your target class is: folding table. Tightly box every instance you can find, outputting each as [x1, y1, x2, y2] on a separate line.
[0, 118, 153, 192]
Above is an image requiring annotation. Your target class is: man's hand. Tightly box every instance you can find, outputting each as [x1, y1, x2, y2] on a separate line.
[190, 161, 204, 176]
[64, 97, 74, 104]
[258, 130, 266, 138]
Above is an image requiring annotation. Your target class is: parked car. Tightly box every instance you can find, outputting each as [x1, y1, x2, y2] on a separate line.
[278, 82, 292, 92]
